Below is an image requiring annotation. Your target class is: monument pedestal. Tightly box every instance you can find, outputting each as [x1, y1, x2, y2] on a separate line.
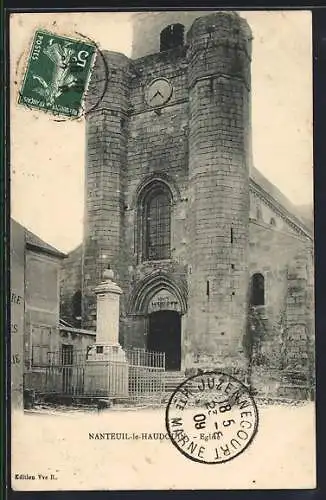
[84, 344, 128, 398]
[84, 268, 128, 399]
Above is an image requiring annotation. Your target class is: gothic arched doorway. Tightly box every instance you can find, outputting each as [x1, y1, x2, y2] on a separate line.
[128, 272, 187, 371]
[148, 310, 181, 371]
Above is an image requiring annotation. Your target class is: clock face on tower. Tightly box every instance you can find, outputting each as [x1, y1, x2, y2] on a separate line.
[145, 78, 173, 108]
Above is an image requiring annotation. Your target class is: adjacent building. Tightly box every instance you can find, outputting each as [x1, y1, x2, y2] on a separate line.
[11, 219, 96, 398]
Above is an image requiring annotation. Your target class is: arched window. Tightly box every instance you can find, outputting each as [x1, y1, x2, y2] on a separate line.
[250, 273, 265, 306]
[160, 24, 185, 52]
[142, 183, 171, 261]
[72, 290, 82, 320]
[270, 217, 276, 227]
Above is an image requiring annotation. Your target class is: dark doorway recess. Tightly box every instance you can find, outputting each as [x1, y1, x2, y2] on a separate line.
[148, 311, 181, 371]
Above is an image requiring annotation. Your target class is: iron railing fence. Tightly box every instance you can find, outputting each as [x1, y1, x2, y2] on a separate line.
[29, 345, 314, 404]
[29, 346, 166, 404]
[126, 348, 165, 403]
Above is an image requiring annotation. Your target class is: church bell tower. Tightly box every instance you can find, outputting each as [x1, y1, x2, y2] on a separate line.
[83, 11, 253, 372]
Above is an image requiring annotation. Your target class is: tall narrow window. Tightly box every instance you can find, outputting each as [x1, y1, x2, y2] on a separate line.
[143, 184, 171, 261]
[72, 290, 82, 321]
[160, 24, 185, 52]
[250, 273, 265, 306]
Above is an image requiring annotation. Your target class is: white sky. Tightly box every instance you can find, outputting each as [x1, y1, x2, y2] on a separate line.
[10, 11, 313, 253]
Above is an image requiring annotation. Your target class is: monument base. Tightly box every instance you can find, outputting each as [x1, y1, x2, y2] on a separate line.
[84, 343, 129, 398]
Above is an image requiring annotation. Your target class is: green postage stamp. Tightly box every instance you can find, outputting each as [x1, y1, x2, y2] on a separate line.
[18, 30, 96, 117]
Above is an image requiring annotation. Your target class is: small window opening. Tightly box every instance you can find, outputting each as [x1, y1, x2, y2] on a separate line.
[230, 227, 234, 244]
[61, 344, 73, 365]
[270, 217, 276, 227]
[250, 273, 265, 306]
[160, 24, 185, 52]
[72, 290, 82, 321]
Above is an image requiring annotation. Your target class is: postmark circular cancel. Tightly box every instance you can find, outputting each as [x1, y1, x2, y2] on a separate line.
[165, 371, 258, 464]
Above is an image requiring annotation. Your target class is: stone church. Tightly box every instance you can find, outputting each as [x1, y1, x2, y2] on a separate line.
[61, 11, 314, 395]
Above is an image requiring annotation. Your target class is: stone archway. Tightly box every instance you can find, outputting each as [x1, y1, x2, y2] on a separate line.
[127, 272, 187, 371]
[147, 289, 181, 370]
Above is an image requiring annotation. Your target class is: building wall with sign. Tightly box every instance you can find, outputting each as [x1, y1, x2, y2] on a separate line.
[11, 220, 25, 408]
[10, 219, 96, 399]
[60, 11, 314, 396]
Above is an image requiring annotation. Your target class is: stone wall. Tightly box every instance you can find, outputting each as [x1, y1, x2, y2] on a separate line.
[121, 45, 190, 348]
[83, 51, 131, 330]
[60, 244, 82, 326]
[24, 249, 62, 370]
[248, 220, 314, 397]
[185, 12, 252, 369]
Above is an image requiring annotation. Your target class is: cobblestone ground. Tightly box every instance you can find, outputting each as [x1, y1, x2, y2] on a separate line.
[11, 401, 315, 490]
[27, 395, 310, 415]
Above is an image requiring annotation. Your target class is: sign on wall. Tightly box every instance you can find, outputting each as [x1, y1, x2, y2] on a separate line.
[10, 220, 25, 408]
[148, 290, 181, 313]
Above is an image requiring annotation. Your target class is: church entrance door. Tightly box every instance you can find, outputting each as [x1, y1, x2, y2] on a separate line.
[148, 311, 181, 371]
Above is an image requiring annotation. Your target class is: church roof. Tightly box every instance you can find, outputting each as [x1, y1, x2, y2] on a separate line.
[12, 219, 66, 259]
[250, 167, 313, 236]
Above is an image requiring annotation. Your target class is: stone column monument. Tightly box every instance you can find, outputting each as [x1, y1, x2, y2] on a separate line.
[84, 267, 128, 399]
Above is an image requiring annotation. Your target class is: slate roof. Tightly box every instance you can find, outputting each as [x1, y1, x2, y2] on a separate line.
[250, 167, 313, 235]
[12, 219, 66, 259]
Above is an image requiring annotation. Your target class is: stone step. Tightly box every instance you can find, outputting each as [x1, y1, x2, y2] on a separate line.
[164, 379, 185, 386]
[164, 376, 185, 383]
[164, 371, 185, 381]
[164, 370, 185, 377]
[163, 372, 186, 398]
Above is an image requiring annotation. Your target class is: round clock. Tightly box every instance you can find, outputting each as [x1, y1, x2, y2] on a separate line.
[145, 78, 173, 108]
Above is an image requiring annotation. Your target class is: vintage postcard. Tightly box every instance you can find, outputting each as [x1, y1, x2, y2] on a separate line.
[10, 10, 315, 490]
